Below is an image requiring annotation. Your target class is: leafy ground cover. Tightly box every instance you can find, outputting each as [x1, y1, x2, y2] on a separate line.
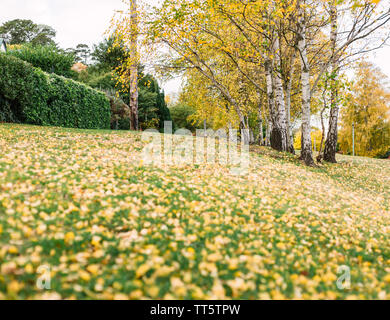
[0, 124, 389, 299]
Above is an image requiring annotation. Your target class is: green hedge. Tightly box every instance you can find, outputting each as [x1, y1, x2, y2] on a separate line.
[0, 54, 110, 129]
[7, 44, 77, 79]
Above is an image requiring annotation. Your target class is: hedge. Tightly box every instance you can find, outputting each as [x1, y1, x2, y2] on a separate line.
[7, 44, 77, 79]
[0, 53, 110, 129]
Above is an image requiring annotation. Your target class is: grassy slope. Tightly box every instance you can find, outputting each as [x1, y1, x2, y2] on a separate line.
[0, 123, 389, 300]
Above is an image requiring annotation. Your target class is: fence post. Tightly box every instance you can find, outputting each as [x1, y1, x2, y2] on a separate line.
[352, 122, 355, 157]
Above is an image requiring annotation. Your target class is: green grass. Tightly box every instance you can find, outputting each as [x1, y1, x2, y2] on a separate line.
[0, 123, 389, 300]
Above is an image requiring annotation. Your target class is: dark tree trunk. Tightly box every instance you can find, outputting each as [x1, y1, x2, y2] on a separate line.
[300, 131, 316, 166]
[323, 107, 339, 163]
[301, 147, 316, 166]
[271, 127, 287, 152]
[323, 84, 339, 163]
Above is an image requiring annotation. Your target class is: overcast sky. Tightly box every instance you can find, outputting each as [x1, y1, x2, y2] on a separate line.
[1, 0, 390, 96]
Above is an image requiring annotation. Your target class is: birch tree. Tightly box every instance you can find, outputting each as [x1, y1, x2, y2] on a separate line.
[296, 0, 315, 166]
[323, 0, 390, 162]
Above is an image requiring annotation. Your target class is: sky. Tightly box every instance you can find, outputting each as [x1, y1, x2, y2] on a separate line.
[1, 0, 390, 97]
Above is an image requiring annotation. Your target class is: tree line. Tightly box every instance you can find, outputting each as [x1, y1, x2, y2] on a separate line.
[110, 0, 390, 165]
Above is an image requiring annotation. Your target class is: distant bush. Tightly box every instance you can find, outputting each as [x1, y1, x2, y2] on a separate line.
[169, 104, 199, 132]
[378, 148, 390, 159]
[108, 95, 132, 130]
[0, 54, 110, 129]
[0, 95, 18, 123]
[87, 71, 116, 91]
[6, 44, 77, 78]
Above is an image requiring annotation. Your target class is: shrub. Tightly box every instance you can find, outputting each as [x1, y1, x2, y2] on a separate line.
[378, 148, 390, 159]
[0, 53, 110, 129]
[169, 104, 198, 132]
[87, 71, 116, 91]
[6, 44, 77, 78]
[0, 95, 18, 123]
[108, 95, 132, 130]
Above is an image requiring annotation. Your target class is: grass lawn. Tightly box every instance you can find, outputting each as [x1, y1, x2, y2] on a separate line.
[0, 123, 389, 300]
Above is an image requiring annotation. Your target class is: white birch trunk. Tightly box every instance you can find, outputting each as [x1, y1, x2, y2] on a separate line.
[272, 35, 289, 152]
[297, 2, 315, 166]
[324, 3, 339, 163]
[285, 53, 296, 154]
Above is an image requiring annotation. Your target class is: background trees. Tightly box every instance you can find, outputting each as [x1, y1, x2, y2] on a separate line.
[66, 44, 91, 64]
[0, 19, 56, 46]
[138, 74, 171, 131]
[339, 61, 390, 158]
[169, 104, 200, 132]
[90, 38, 127, 71]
